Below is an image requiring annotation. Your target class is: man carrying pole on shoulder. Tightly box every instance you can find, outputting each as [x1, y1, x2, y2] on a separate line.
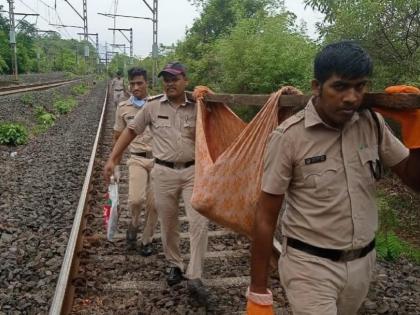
[248, 41, 420, 314]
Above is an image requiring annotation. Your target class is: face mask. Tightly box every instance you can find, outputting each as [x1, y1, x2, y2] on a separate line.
[130, 96, 146, 108]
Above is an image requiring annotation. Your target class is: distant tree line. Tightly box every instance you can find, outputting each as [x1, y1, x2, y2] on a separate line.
[1, 1, 418, 91]
[0, 6, 98, 75]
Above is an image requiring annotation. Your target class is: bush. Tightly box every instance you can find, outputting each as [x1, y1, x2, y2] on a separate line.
[376, 231, 420, 264]
[53, 97, 77, 115]
[20, 93, 35, 105]
[71, 83, 89, 95]
[64, 72, 77, 79]
[0, 123, 29, 145]
[35, 106, 55, 130]
[376, 192, 420, 263]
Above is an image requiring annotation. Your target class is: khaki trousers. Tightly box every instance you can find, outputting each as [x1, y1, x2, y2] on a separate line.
[150, 164, 208, 280]
[279, 243, 376, 315]
[127, 157, 158, 245]
[113, 90, 124, 107]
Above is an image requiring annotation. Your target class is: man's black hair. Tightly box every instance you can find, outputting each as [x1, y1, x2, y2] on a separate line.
[314, 41, 373, 84]
[127, 67, 148, 81]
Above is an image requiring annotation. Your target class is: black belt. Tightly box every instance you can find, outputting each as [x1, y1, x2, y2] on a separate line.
[287, 237, 375, 262]
[114, 89, 123, 91]
[131, 151, 153, 158]
[155, 158, 195, 169]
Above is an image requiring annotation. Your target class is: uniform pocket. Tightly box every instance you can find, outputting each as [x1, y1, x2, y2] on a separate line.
[181, 115, 196, 138]
[301, 160, 340, 198]
[358, 146, 380, 183]
[152, 117, 171, 128]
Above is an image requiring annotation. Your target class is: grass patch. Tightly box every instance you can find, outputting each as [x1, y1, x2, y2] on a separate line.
[20, 93, 35, 106]
[376, 231, 420, 264]
[376, 191, 419, 264]
[71, 83, 89, 95]
[53, 97, 77, 115]
[0, 122, 28, 145]
[64, 72, 77, 80]
[34, 106, 56, 133]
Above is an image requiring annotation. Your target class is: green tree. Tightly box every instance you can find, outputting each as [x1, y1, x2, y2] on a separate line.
[167, 0, 315, 93]
[212, 14, 316, 93]
[304, 0, 420, 87]
[15, 20, 37, 72]
[0, 10, 10, 73]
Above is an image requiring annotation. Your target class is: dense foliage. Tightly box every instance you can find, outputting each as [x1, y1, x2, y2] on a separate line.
[1, 1, 418, 90]
[160, 0, 315, 93]
[304, 0, 420, 88]
[0, 123, 28, 145]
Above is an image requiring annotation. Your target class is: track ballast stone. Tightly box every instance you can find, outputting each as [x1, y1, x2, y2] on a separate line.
[0, 81, 105, 313]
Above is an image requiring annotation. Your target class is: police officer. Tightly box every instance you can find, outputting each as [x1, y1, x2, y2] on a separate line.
[248, 41, 420, 314]
[104, 62, 209, 305]
[113, 67, 158, 256]
[111, 70, 126, 107]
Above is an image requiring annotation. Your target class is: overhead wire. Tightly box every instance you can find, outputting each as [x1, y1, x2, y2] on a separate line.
[17, 0, 72, 38]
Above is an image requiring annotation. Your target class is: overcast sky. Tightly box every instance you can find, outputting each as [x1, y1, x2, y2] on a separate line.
[3, 0, 324, 58]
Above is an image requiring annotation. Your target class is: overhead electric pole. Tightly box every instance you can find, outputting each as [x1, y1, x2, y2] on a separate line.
[78, 32, 100, 72]
[108, 28, 133, 63]
[5, 1, 39, 81]
[98, 0, 159, 87]
[141, 0, 159, 86]
[152, 0, 158, 87]
[7, 0, 18, 81]
[61, 0, 89, 68]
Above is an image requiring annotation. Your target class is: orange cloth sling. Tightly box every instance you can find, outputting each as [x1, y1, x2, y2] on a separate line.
[191, 86, 302, 237]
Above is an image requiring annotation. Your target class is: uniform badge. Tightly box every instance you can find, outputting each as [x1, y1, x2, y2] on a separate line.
[305, 155, 326, 165]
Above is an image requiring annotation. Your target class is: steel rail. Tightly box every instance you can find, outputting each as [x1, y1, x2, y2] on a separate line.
[49, 87, 109, 315]
[0, 79, 82, 96]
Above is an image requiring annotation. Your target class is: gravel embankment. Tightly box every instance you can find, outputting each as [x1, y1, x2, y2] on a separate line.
[0, 81, 106, 314]
[0, 72, 69, 86]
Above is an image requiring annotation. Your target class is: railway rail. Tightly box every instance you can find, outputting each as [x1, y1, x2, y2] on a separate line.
[49, 88, 286, 314]
[0, 79, 82, 96]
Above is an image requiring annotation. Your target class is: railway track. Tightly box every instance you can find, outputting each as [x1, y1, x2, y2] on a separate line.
[49, 88, 287, 314]
[0, 79, 82, 96]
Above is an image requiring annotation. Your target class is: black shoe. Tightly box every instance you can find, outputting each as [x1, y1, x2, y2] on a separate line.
[187, 279, 208, 306]
[126, 225, 138, 251]
[139, 242, 154, 257]
[167, 267, 185, 286]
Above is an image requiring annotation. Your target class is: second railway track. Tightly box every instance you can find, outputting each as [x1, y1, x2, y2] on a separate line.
[0, 79, 83, 96]
[50, 87, 287, 314]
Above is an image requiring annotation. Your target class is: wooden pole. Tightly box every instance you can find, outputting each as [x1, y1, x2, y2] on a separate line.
[186, 92, 420, 110]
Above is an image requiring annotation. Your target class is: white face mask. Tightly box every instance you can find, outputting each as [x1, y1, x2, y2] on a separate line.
[130, 96, 146, 108]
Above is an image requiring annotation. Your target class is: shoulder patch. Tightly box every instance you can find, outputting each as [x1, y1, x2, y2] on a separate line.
[147, 94, 164, 102]
[276, 110, 305, 134]
[118, 99, 131, 107]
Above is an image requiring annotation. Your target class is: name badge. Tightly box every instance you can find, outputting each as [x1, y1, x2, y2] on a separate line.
[305, 155, 326, 165]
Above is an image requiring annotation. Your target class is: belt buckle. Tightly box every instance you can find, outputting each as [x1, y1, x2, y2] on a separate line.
[173, 162, 185, 170]
[338, 249, 361, 262]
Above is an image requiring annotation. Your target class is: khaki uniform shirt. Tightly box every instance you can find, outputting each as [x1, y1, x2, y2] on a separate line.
[111, 77, 124, 91]
[262, 99, 409, 250]
[129, 94, 196, 163]
[114, 98, 153, 154]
